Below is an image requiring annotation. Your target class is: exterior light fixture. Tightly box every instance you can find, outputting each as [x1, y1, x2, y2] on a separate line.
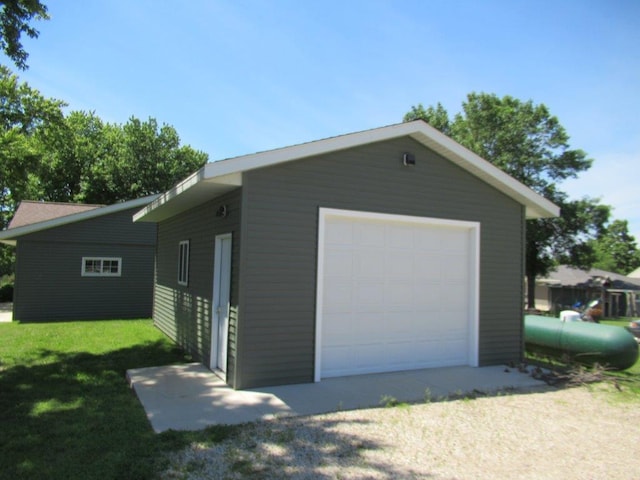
[216, 205, 228, 218]
[403, 152, 416, 166]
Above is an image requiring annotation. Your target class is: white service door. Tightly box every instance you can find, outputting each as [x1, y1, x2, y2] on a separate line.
[211, 234, 232, 373]
[320, 213, 476, 378]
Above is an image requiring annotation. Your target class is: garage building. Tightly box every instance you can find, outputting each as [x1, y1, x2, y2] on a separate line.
[134, 120, 558, 389]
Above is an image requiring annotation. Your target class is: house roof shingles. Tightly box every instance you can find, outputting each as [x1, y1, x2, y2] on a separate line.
[539, 265, 640, 291]
[8, 201, 103, 229]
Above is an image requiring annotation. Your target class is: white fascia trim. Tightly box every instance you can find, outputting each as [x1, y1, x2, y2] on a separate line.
[205, 121, 558, 219]
[133, 168, 207, 222]
[132, 169, 242, 222]
[408, 126, 560, 219]
[136, 120, 559, 221]
[314, 207, 480, 382]
[0, 195, 159, 244]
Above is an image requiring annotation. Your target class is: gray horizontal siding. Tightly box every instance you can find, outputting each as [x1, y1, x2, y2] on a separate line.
[13, 207, 156, 321]
[236, 136, 524, 388]
[23, 207, 156, 245]
[153, 189, 241, 384]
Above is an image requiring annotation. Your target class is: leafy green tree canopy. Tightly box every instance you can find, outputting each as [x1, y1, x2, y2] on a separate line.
[589, 219, 640, 274]
[0, 0, 49, 70]
[0, 64, 65, 227]
[405, 93, 609, 308]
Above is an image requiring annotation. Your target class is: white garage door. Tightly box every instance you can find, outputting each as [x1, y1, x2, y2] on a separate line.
[316, 208, 479, 380]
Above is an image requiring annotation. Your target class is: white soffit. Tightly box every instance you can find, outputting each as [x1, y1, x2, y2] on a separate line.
[134, 121, 560, 222]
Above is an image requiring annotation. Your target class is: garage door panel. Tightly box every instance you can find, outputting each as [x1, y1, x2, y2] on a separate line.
[324, 250, 353, 277]
[386, 280, 414, 305]
[322, 312, 353, 341]
[355, 222, 386, 247]
[322, 283, 352, 313]
[386, 250, 415, 276]
[320, 211, 477, 379]
[355, 281, 385, 308]
[355, 250, 384, 277]
[388, 225, 414, 248]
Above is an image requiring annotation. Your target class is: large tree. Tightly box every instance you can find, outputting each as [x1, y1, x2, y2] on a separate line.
[0, 0, 49, 69]
[37, 112, 210, 205]
[589, 219, 640, 274]
[405, 93, 609, 308]
[0, 65, 64, 275]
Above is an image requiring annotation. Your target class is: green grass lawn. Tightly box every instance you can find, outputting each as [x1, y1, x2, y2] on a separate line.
[3, 317, 638, 479]
[0, 319, 197, 480]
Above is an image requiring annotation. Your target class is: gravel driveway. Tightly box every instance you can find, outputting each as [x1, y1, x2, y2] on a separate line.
[161, 385, 639, 479]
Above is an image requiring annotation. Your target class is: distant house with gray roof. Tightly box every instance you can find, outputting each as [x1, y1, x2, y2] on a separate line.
[534, 265, 640, 317]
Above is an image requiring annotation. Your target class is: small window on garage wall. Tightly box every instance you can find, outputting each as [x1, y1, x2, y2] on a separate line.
[178, 240, 190, 286]
[82, 257, 122, 277]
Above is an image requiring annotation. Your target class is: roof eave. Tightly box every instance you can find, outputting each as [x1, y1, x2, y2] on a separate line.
[135, 120, 560, 222]
[0, 195, 159, 242]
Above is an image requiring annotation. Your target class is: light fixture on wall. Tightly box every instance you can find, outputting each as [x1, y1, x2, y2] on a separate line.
[402, 152, 416, 166]
[216, 205, 228, 218]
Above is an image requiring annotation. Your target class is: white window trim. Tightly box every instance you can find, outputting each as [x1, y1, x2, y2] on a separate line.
[81, 257, 122, 277]
[178, 240, 190, 286]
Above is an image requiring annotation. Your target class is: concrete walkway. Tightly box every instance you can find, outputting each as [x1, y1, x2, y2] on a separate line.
[0, 303, 12, 322]
[127, 363, 548, 432]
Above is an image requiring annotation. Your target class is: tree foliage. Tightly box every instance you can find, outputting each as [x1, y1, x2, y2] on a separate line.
[0, 0, 49, 69]
[36, 112, 209, 205]
[0, 67, 209, 276]
[405, 93, 610, 308]
[589, 220, 640, 274]
[0, 65, 64, 227]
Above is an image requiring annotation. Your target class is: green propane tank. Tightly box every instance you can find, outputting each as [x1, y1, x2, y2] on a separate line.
[524, 315, 639, 370]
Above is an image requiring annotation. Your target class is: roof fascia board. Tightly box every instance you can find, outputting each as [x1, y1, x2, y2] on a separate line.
[0, 194, 158, 243]
[407, 127, 560, 218]
[204, 122, 418, 179]
[132, 170, 242, 222]
[136, 120, 559, 221]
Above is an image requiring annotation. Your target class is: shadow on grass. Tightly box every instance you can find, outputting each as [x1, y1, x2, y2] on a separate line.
[0, 341, 193, 480]
[1, 340, 440, 480]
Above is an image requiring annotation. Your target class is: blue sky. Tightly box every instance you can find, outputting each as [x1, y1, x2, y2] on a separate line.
[7, 0, 640, 239]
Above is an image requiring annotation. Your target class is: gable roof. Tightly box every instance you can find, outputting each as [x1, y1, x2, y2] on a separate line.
[538, 265, 640, 291]
[0, 195, 159, 246]
[134, 120, 560, 223]
[8, 201, 104, 229]
[628, 267, 640, 279]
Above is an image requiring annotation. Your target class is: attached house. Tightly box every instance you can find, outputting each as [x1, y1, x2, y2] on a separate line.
[0, 196, 158, 321]
[134, 120, 559, 389]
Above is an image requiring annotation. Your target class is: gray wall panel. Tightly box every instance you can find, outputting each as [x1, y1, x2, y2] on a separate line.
[236, 137, 524, 388]
[153, 190, 241, 385]
[13, 207, 156, 321]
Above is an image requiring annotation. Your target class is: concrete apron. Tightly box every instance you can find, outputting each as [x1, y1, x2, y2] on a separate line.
[0, 303, 12, 322]
[127, 363, 548, 433]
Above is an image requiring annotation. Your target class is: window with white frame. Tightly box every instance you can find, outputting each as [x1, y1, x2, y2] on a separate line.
[82, 257, 122, 277]
[178, 240, 190, 286]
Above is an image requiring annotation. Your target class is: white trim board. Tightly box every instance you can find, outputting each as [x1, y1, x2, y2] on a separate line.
[0, 195, 159, 245]
[314, 207, 480, 382]
[134, 121, 559, 223]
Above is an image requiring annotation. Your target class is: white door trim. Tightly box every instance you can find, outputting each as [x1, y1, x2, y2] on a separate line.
[211, 233, 232, 374]
[314, 208, 480, 382]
